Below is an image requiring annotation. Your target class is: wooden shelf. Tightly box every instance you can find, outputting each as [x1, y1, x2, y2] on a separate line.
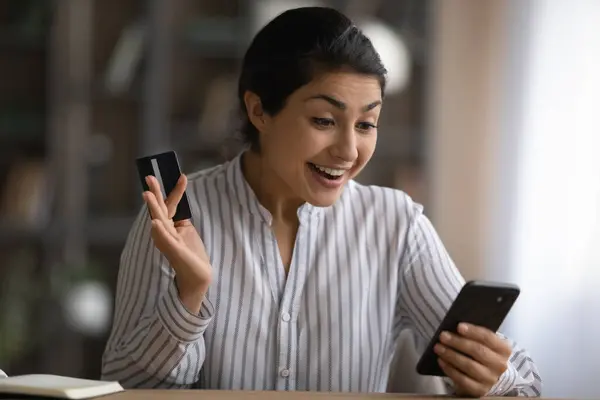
[0, 111, 45, 134]
[0, 29, 46, 52]
[0, 215, 135, 246]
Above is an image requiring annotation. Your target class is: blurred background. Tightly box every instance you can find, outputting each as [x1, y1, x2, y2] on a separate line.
[0, 0, 598, 398]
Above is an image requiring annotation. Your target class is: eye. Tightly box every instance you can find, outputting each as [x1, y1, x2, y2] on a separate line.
[356, 121, 377, 132]
[311, 117, 335, 128]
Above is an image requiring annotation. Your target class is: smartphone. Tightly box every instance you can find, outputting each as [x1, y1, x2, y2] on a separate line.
[415, 280, 520, 376]
[136, 150, 192, 222]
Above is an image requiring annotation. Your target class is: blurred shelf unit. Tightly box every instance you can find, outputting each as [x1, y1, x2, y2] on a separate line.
[182, 17, 248, 58]
[0, 216, 135, 246]
[0, 0, 435, 265]
[0, 111, 45, 154]
[0, 0, 51, 49]
[0, 0, 433, 379]
[0, 28, 46, 52]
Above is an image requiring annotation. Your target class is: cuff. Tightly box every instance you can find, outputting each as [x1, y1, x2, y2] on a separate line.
[157, 279, 215, 343]
[487, 364, 518, 396]
[442, 365, 517, 397]
[442, 377, 455, 394]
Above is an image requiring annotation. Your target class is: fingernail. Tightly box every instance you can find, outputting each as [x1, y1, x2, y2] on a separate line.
[459, 323, 469, 333]
[438, 359, 446, 367]
[440, 331, 451, 342]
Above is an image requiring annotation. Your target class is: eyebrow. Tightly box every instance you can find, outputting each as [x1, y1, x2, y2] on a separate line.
[305, 94, 382, 112]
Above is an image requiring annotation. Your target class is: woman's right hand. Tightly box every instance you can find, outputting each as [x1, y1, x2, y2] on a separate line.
[143, 175, 212, 314]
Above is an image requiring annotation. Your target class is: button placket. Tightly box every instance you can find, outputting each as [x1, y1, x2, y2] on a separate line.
[276, 217, 313, 389]
[277, 303, 292, 389]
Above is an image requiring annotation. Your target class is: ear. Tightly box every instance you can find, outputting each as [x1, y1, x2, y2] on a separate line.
[243, 91, 268, 133]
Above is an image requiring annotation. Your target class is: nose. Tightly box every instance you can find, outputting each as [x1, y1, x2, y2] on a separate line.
[330, 127, 358, 162]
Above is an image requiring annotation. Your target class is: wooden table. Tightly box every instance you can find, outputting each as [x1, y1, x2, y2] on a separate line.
[102, 390, 497, 399]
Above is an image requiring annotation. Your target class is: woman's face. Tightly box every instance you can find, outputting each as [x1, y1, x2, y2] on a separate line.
[251, 71, 382, 208]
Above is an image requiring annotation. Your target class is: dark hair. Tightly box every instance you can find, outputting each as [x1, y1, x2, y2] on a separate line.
[238, 6, 387, 152]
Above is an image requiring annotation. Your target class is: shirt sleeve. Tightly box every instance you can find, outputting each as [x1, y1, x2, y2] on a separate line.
[101, 209, 214, 388]
[394, 203, 542, 397]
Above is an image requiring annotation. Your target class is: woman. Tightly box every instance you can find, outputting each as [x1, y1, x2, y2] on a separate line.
[101, 7, 541, 396]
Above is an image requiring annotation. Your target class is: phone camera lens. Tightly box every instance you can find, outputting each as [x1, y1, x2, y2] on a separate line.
[496, 296, 503, 303]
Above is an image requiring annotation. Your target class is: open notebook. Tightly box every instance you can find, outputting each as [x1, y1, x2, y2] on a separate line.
[0, 374, 124, 399]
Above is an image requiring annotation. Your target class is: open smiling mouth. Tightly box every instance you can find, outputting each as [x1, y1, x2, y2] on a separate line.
[307, 162, 345, 181]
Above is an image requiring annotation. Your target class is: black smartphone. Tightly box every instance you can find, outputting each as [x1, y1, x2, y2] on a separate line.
[136, 150, 192, 222]
[415, 280, 520, 376]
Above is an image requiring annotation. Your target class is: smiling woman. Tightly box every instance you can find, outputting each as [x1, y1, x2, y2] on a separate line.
[101, 6, 541, 397]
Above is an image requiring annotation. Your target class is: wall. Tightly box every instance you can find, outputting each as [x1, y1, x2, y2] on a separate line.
[427, 2, 600, 396]
[426, 0, 509, 280]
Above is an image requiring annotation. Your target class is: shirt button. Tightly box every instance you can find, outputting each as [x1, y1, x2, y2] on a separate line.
[280, 368, 290, 378]
[281, 312, 291, 322]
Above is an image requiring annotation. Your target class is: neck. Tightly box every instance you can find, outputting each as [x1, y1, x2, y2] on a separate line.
[241, 150, 304, 222]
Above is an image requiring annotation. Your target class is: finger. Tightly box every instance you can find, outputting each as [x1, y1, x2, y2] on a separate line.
[144, 192, 182, 240]
[146, 176, 168, 216]
[165, 174, 187, 219]
[439, 331, 507, 372]
[143, 191, 168, 221]
[458, 323, 513, 357]
[434, 344, 497, 386]
[151, 219, 182, 250]
[438, 359, 489, 398]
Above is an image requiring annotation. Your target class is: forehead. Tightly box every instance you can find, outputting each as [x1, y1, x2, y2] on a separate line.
[297, 71, 383, 106]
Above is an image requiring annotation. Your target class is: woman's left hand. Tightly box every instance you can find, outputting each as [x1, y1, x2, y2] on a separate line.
[434, 323, 512, 397]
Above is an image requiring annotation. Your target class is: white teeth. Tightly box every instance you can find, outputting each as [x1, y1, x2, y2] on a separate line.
[314, 164, 345, 177]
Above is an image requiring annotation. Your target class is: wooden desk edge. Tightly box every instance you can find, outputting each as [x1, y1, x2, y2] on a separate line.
[105, 390, 541, 399]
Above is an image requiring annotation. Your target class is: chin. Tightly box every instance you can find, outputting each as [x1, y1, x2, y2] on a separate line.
[304, 187, 345, 208]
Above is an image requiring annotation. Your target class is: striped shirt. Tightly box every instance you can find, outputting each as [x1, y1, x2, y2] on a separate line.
[101, 152, 541, 395]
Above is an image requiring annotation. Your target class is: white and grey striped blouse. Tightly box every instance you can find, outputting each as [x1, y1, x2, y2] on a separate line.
[101, 152, 541, 396]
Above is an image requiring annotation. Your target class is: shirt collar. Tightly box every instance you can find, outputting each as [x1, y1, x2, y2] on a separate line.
[226, 151, 324, 226]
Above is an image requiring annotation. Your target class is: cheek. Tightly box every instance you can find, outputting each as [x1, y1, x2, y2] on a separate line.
[356, 135, 377, 167]
[261, 124, 312, 175]
[265, 126, 303, 156]
[267, 119, 322, 158]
